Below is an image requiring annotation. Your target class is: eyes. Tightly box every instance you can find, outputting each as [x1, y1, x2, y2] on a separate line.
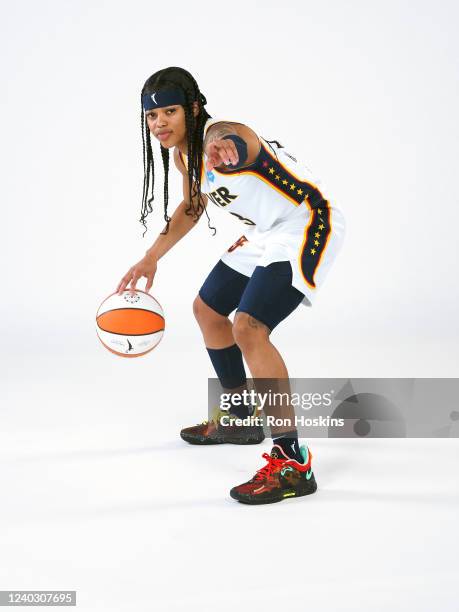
[146, 108, 176, 120]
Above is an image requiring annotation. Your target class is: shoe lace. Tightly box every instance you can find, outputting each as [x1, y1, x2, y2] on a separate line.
[253, 453, 285, 482]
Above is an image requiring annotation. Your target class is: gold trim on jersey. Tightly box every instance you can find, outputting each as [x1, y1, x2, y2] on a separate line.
[214, 169, 304, 207]
[298, 206, 332, 289]
[212, 141, 327, 209]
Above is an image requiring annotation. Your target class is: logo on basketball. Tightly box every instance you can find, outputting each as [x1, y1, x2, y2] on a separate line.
[124, 293, 140, 304]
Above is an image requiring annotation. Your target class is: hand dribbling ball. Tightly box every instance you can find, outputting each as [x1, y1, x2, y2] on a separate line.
[96, 290, 165, 357]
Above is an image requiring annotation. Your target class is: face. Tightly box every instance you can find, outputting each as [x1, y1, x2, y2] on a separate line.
[145, 102, 199, 149]
[145, 105, 184, 148]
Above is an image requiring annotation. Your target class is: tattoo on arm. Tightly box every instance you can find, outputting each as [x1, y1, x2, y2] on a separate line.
[204, 122, 239, 148]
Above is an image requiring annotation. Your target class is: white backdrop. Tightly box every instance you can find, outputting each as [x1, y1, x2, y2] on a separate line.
[1, 1, 459, 610]
[1, 0, 458, 377]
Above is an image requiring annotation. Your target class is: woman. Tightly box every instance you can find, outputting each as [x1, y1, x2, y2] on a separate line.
[117, 66, 345, 505]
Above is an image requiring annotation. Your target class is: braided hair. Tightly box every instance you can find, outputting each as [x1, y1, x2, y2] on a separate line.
[140, 66, 215, 236]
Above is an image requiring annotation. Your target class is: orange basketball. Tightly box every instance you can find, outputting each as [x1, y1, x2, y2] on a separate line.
[96, 289, 165, 357]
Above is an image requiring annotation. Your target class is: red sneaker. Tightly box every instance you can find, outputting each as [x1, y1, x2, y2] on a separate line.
[230, 444, 317, 504]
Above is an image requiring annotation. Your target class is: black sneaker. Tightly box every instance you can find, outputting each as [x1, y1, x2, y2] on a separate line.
[180, 410, 265, 445]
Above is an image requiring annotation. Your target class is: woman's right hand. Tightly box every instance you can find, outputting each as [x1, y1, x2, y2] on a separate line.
[116, 253, 158, 295]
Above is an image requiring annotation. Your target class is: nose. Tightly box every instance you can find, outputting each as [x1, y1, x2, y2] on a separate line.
[156, 111, 167, 127]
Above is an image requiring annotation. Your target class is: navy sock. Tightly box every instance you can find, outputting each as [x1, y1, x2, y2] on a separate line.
[273, 431, 303, 463]
[206, 344, 252, 419]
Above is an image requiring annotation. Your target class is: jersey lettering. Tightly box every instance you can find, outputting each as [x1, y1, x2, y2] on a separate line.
[208, 187, 238, 208]
[229, 212, 256, 226]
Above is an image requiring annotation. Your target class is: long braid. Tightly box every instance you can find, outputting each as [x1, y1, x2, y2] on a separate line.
[140, 101, 155, 236]
[140, 102, 150, 235]
[181, 81, 215, 233]
[184, 104, 195, 215]
[160, 145, 171, 231]
[139, 66, 215, 236]
[176, 68, 217, 230]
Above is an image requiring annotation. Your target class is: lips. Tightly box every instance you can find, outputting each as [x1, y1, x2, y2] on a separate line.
[157, 131, 172, 141]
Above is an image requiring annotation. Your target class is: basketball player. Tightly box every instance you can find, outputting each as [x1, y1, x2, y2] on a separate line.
[117, 67, 345, 504]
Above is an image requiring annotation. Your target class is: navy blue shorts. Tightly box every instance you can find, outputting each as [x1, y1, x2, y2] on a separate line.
[198, 260, 304, 331]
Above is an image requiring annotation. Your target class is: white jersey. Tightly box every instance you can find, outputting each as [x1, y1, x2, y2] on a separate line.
[179, 118, 345, 306]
